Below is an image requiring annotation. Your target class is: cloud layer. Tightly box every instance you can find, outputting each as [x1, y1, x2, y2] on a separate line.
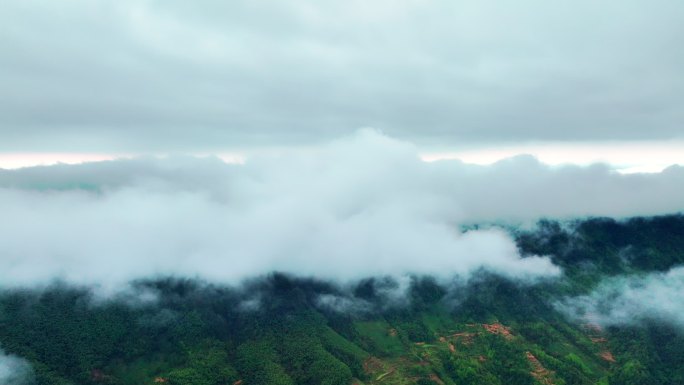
[1, 131, 684, 289]
[2, 1, 684, 151]
[557, 266, 684, 330]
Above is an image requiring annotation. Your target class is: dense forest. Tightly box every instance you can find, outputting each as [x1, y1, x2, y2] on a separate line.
[2, 214, 684, 385]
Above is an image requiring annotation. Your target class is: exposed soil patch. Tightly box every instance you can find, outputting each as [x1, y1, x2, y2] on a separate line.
[449, 332, 474, 345]
[582, 314, 604, 334]
[526, 351, 555, 385]
[583, 323, 603, 334]
[600, 351, 616, 363]
[90, 369, 115, 383]
[482, 323, 513, 340]
[429, 373, 445, 385]
[584, 318, 616, 364]
[363, 356, 385, 374]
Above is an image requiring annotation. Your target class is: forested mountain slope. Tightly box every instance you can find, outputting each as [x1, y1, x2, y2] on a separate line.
[1, 214, 684, 385]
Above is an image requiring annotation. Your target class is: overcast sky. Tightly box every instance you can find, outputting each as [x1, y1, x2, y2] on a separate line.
[2, 0, 683, 155]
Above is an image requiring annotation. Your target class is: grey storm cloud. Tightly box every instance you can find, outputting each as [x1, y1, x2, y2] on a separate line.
[556, 266, 684, 330]
[1, 0, 684, 151]
[0, 130, 683, 290]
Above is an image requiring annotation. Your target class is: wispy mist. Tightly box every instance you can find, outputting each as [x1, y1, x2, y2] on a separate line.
[556, 266, 684, 329]
[0, 349, 33, 385]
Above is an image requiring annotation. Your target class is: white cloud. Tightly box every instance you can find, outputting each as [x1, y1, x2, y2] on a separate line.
[315, 294, 372, 314]
[1, 130, 684, 290]
[556, 266, 684, 329]
[0, 349, 33, 385]
[0, 131, 570, 289]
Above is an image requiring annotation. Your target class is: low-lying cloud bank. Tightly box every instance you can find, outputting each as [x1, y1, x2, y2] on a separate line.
[0, 349, 33, 385]
[557, 266, 684, 330]
[1, 130, 683, 289]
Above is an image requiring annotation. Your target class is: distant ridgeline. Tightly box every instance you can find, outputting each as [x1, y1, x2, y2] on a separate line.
[1, 214, 684, 385]
[516, 214, 684, 273]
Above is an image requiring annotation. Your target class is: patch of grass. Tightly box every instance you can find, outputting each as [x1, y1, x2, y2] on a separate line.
[355, 321, 406, 356]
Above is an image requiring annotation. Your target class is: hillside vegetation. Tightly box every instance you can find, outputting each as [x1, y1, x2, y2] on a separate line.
[1, 215, 684, 385]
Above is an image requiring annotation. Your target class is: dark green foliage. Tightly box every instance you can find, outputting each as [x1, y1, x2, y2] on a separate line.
[517, 214, 684, 273]
[415, 379, 439, 385]
[167, 341, 237, 385]
[236, 341, 294, 385]
[280, 333, 351, 385]
[409, 277, 447, 310]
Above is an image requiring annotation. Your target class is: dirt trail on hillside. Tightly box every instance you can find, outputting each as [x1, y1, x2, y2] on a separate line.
[526, 351, 555, 385]
[583, 316, 616, 364]
[447, 332, 474, 345]
[428, 373, 445, 385]
[375, 368, 395, 381]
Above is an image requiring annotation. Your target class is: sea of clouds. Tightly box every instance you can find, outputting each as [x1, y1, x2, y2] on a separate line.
[1, 130, 683, 291]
